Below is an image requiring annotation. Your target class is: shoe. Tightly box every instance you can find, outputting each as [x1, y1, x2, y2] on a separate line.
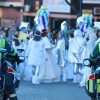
[78, 84, 85, 87]
[72, 80, 77, 83]
[32, 81, 40, 84]
[32, 76, 40, 84]
[62, 80, 67, 83]
[23, 77, 28, 81]
[23, 77, 31, 81]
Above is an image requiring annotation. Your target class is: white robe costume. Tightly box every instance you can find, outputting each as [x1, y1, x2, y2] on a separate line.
[56, 37, 67, 82]
[79, 28, 97, 86]
[27, 38, 47, 84]
[72, 30, 85, 83]
[66, 38, 74, 80]
[38, 36, 60, 83]
[12, 39, 25, 80]
[24, 38, 33, 81]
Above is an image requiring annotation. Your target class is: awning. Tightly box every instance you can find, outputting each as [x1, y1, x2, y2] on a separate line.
[23, 12, 77, 19]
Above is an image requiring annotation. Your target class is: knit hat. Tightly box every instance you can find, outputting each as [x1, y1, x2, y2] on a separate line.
[76, 16, 84, 25]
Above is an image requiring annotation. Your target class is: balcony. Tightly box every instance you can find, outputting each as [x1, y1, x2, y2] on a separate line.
[0, 1, 24, 8]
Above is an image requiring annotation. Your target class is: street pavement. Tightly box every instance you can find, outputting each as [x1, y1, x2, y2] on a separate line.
[17, 80, 90, 100]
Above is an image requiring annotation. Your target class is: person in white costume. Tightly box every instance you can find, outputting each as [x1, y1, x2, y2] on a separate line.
[72, 29, 85, 84]
[12, 31, 25, 79]
[60, 21, 69, 50]
[38, 29, 61, 83]
[27, 31, 47, 84]
[79, 22, 99, 87]
[66, 32, 74, 80]
[23, 32, 34, 81]
[73, 16, 91, 85]
[56, 31, 66, 82]
[12, 32, 21, 53]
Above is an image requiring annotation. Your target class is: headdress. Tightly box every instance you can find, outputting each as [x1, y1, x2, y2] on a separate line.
[76, 16, 84, 25]
[61, 21, 67, 31]
[34, 6, 50, 32]
[34, 33, 41, 36]
[34, 31, 41, 41]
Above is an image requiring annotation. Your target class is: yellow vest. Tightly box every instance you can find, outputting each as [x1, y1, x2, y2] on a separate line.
[0, 38, 5, 58]
[86, 79, 100, 93]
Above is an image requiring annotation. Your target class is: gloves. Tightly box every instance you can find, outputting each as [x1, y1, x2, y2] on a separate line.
[15, 79, 20, 89]
[14, 53, 19, 61]
[7, 53, 19, 64]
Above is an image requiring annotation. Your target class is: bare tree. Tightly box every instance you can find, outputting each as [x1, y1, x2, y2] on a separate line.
[65, 0, 80, 17]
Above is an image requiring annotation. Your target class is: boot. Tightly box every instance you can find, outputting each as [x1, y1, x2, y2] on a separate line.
[9, 96, 18, 100]
[32, 66, 40, 84]
[76, 73, 82, 83]
[9, 94, 18, 100]
[73, 74, 77, 83]
[32, 75, 39, 84]
[73, 63, 77, 83]
[62, 67, 67, 82]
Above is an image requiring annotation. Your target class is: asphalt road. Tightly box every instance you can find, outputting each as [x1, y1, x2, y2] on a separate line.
[16, 80, 90, 100]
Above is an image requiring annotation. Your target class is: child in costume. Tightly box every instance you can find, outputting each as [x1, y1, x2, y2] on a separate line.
[27, 31, 47, 84]
[12, 31, 25, 79]
[56, 31, 66, 82]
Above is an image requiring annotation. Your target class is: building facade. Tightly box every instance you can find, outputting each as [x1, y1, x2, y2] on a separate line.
[0, 0, 24, 27]
[0, 0, 100, 29]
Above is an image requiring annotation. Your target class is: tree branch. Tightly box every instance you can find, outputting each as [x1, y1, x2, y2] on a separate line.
[65, 0, 71, 6]
[65, 0, 78, 15]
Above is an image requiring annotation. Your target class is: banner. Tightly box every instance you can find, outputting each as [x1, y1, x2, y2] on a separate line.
[43, 0, 71, 13]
